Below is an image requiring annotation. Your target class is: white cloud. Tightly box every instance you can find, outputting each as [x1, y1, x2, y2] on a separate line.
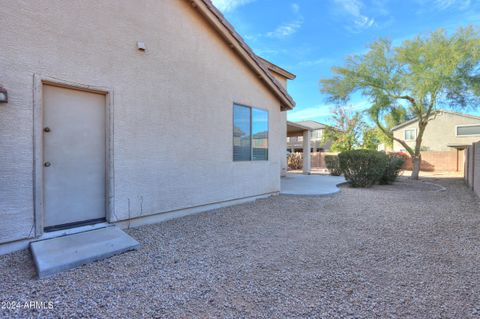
[291, 3, 300, 13]
[266, 3, 304, 39]
[433, 0, 471, 9]
[211, 0, 255, 12]
[415, 0, 471, 11]
[296, 58, 335, 67]
[267, 20, 303, 38]
[333, 0, 376, 32]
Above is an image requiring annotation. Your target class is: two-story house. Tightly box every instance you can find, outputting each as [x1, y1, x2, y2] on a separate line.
[286, 120, 332, 153]
[391, 110, 480, 172]
[392, 110, 480, 152]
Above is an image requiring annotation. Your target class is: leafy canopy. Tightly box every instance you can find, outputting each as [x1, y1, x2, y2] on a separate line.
[322, 106, 364, 152]
[321, 26, 480, 156]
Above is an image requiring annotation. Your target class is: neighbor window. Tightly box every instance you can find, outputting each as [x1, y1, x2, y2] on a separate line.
[312, 130, 322, 140]
[404, 129, 416, 141]
[233, 104, 268, 161]
[456, 124, 480, 136]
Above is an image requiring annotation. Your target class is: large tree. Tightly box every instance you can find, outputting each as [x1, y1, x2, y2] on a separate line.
[374, 106, 410, 149]
[321, 27, 480, 179]
[361, 125, 382, 150]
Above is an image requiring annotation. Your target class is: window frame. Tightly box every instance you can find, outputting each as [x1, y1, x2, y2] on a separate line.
[455, 124, 480, 137]
[232, 103, 269, 162]
[404, 128, 417, 141]
[312, 129, 322, 140]
[251, 107, 269, 161]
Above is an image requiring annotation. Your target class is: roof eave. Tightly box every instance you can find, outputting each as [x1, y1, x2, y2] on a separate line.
[191, 0, 295, 111]
[257, 56, 296, 80]
[287, 121, 313, 131]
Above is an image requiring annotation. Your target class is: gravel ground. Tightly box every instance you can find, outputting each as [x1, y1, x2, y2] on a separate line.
[1, 177, 480, 318]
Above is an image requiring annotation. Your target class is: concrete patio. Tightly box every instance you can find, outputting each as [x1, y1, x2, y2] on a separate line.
[281, 173, 346, 196]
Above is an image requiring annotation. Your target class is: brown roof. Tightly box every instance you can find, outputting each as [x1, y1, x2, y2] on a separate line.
[190, 0, 296, 110]
[391, 110, 480, 131]
[296, 120, 328, 130]
[257, 56, 296, 80]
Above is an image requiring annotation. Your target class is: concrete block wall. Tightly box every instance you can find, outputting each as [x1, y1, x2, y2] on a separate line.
[474, 143, 480, 198]
[402, 150, 462, 172]
[464, 142, 480, 198]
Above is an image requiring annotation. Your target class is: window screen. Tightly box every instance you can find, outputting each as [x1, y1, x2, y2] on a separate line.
[457, 125, 480, 136]
[233, 105, 251, 161]
[404, 129, 416, 140]
[233, 104, 269, 161]
[252, 108, 268, 161]
[312, 130, 322, 139]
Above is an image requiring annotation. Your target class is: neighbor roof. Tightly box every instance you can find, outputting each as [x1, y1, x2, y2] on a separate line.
[296, 120, 328, 130]
[287, 121, 313, 133]
[391, 110, 480, 131]
[192, 0, 296, 110]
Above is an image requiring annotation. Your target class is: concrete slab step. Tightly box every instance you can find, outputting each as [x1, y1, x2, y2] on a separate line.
[30, 226, 139, 278]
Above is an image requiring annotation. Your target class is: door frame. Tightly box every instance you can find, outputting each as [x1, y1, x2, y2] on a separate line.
[33, 74, 115, 237]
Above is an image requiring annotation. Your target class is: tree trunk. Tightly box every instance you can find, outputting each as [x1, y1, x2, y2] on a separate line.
[411, 155, 421, 180]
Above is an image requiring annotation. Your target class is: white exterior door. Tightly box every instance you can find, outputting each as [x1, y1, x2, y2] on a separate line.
[43, 85, 106, 229]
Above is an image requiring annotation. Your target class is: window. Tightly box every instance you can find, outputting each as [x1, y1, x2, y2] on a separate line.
[252, 108, 268, 160]
[404, 129, 416, 141]
[457, 124, 480, 136]
[312, 130, 322, 140]
[233, 104, 268, 161]
[233, 105, 251, 161]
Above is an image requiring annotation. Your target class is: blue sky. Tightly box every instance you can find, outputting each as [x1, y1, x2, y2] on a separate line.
[211, 0, 480, 124]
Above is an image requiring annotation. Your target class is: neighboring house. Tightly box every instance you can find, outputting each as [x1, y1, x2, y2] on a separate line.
[0, 0, 296, 253]
[391, 110, 480, 172]
[287, 120, 333, 152]
[392, 110, 480, 152]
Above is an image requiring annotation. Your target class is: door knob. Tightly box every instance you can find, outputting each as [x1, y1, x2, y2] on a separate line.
[44, 162, 51, 167]
[43, 127, 51, 132]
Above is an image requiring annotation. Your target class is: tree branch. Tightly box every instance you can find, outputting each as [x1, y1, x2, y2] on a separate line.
[373, 113, 415, 155]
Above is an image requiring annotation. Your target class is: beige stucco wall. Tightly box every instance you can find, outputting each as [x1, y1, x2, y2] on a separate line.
[393, 112, 480, 152]
[280, 112, 288, 176]
[0, 0, 287, 244]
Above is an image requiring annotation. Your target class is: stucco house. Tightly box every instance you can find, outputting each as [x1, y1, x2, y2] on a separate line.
[0, 0, 296, 254]
[285, 120, 337, 175]
[391, 110, 480, 172]
[287, 120, 333, 153]
[392, 110, 480, 152]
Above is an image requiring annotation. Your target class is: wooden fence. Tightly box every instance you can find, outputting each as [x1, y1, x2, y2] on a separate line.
[310, 152, 338, 169]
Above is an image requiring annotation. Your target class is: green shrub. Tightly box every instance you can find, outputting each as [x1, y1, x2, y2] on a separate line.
[379, 154, 405, 185]
[325, 155, 342, 176]
[287, 153, 303, 170]
[338, 150, 388, 188]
